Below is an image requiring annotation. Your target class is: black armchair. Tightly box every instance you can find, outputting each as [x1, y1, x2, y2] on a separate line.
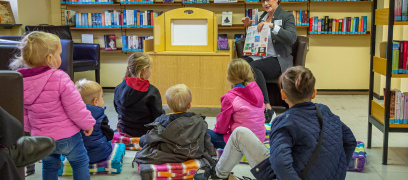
[25, 26, 101, 83]
[235, 36, 309, 108]
[0, 38, 74, 79]
[0, 71, 25, 179]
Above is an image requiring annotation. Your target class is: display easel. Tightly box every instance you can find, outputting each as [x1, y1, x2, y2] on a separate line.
[144, 8, 234, 107]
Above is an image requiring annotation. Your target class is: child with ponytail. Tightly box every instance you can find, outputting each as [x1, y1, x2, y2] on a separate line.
[207, 58, 266, 149]
[11, 31, 95, 180]
[114, 52, 164, 137]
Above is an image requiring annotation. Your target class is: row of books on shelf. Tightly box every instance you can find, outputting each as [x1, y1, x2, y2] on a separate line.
[310, 0, 371, 1]
[395, 0, 408, 21]
[293, 10, 309, 26]
[120, 0, 155, 3]
[68, 10, 162, 28]
[308, 16, 367, 34]
[388, 89, 408, 124]
[245, 9, 260, 26]
[61, 0, 115, 4]
[389, 41, 408, 74]
[182, 0, 210, 3]
[122, 35, 153, 51]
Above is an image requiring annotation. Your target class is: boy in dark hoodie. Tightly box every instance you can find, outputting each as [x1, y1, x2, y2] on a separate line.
[136, 84, 214, 165]
[75, 79, 114, 164]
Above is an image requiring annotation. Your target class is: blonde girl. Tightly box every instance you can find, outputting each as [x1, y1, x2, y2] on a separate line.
[207, 58, 266, 149]
[12, 31, 95, 180]
[114, 52, 164, 137]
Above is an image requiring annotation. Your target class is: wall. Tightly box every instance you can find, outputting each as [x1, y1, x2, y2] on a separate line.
[0, 0, 19, 36]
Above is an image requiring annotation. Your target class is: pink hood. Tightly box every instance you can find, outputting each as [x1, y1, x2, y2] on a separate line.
[18, 67, 95, 141]
[213, 81, 266, 143]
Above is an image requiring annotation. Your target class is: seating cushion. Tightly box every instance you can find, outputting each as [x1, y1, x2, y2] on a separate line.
[347, 141, 366, 172]
[112, 133, 142, 151]
[58, 143, 126, 175]
[136, 159, 208, 180]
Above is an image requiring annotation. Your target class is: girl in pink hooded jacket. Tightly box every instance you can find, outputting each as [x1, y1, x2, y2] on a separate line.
[207, 58, 266, 149]
[10, 31, 96, 180]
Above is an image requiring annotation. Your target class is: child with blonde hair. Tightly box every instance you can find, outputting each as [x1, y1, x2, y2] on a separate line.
[195, 66, 356, 180]
[135, 84, 214, 166]
[75, 79, 114, 164]
[114, 52, 164, 137]
[11, 31, 95, 180]
[207, 58, 266, 149]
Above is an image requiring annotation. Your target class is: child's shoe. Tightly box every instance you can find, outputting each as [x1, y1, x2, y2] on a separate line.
[193, 166, 238, 180]
[264, 108, 276, 124]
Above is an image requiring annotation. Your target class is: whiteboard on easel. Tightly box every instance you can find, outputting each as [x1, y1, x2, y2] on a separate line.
[171, 19, 208, 46]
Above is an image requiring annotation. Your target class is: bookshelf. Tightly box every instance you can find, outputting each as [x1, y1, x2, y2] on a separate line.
[308, 31, 371, 36]
[367, 0, 408, 165]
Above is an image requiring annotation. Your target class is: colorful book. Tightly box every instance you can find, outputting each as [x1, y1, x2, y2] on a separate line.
[405, 41, 408, 74]
[392, 42, 400, 74]
[396, 90, 401, 124]
[403, 0, 408, 21]
[404, 92, 408, 124]
[390, 90, 396, 124]
[65, 10, 76, 26]
[218, 34, 229, 50]
[396, 0, 402, 21]
[104, 34, 117, 50]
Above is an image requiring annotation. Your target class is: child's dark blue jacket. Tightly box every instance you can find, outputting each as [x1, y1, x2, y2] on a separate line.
[251, 102, 357, 180]
[81, 105, 114, 164]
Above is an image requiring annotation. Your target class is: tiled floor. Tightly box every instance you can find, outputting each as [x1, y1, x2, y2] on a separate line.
[26, 94, 408, 180]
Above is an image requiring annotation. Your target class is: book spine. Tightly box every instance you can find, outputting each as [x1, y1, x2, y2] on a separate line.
[318, 19, 321, 34]
[403, 0, 408, 21]
[405, 41, 408, 74]
[123, 10, 127, 27]
[324, 16, 328, 34]
[328, 18, 332, 33]
[151, 10, 154, 27]
[393, 42, 400, 74]
[88, 13, 92, 28]
[120, 12, 123, 26]
[396, 90, 401, 124]
[309, 18, 313, 33]
[404, 93, 408, 124]
[347, 17, 351, 34]
[401, 93, 405, 124]
[104, 35, 108, 50]
[314, 16, 318, 33]
[391, 90, 396, 124]
[76, 13, 79, 27]
[140, 12, 143, 27]
[137, 11, 140, 27]
[399, 41, 404, 73]
[396, 0, 402, 21]
[122, 36, 127, 51]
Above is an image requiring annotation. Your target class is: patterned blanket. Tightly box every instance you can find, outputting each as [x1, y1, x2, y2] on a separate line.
[112, 133, 142, 151]
[136, 159, 208, 180]
[58, 143, 126, 175]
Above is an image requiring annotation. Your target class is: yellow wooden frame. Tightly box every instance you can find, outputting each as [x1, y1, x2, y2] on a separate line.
[153, 8, 217, 52]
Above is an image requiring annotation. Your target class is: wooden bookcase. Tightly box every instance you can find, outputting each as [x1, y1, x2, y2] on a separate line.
[367, 1, 408, 165]
[60, 0, 312, 53]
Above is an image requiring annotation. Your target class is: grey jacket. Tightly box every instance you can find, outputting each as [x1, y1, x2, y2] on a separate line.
[259, 6, 297, 73]
[133, 113, 215, 166]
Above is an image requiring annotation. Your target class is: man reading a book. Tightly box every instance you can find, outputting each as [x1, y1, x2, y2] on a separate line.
[241, 0, 297, 123]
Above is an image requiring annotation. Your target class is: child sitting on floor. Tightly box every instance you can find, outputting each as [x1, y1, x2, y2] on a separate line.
[135, 84, 215, 165]
[75, 79, 114, 164]
[194, 66, 357, 180]
[114, 52, 164, 137]
[207, 58, 266, 149]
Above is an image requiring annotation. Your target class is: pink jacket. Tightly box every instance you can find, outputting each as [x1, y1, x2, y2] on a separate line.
[18, 66, 95, 141]
[213, 81, 266, 143]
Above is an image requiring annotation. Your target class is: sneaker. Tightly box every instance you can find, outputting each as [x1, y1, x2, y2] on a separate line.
[264, 108, 276, 124]
[194, 166, 231, 180]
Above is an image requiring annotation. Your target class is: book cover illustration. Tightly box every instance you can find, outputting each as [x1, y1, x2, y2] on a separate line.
[218, 34, 229, 50]
[222, 12, 233, 26]
[234, 34, 244, 42]
[104, 34, 117, 50]
[65, 10, 76, 26]
[243, 25, 269, 56]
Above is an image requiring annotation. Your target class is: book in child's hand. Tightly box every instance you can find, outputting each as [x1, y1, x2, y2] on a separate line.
[218, 34, 229, 50]
[65, 10, 76, 26]
[104, 34, 117, 50]
[243, 25, 269, 56]
[234, 34, 245, 42]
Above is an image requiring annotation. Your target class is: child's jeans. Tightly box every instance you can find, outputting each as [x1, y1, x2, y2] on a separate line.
[215, 127, 270, 178]
[42, 132, 90, 180]
[206, 129, 226, 149]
